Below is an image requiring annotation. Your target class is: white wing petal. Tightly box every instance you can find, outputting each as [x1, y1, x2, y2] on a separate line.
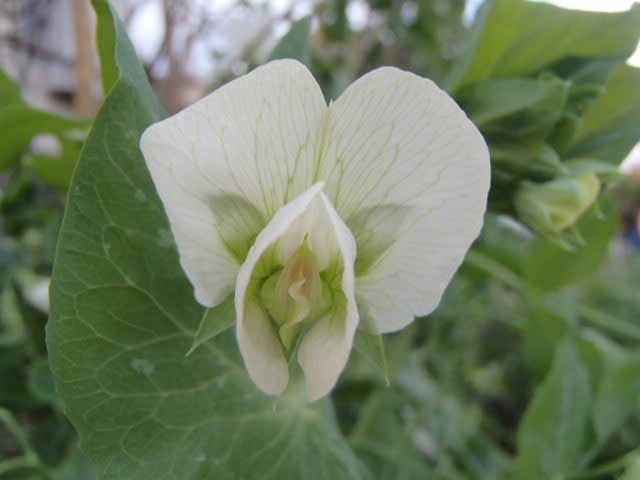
[140, 60, 327, 307]
[297, 193, 358, 402]
[320, 67, 490, 332]
[236, 301, 289, 395]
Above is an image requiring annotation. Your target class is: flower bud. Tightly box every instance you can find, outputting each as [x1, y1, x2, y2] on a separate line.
[515, 174, 600, 234]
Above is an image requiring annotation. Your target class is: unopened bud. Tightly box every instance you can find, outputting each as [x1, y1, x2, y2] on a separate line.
[515, 174, 600, 234]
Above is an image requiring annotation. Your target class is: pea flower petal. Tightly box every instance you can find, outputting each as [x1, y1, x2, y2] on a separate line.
[140, 59, 490, 400]
[235, 182, 357, 400]
[320, 67, 490, 333]
[140, 60, 327, 307]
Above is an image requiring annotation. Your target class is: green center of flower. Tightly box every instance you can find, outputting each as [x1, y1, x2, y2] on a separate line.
[259, 240, 333, 351]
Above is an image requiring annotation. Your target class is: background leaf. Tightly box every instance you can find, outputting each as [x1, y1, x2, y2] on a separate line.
[23, 136, 82, 191]
[458, 76, 569, 141]
[514, 341, 592, 480]
[569, 64, 640, 163]
[0, 106, 87, 172]
[267, 16, 312, 64]
[593, 354, 640, 443]
[353, 330, 389, 384]
[447, 0, 640, 91]
[0, 69, 22, 108]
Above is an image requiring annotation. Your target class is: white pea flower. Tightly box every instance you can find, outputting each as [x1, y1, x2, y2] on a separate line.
[140, 60, 490, 401]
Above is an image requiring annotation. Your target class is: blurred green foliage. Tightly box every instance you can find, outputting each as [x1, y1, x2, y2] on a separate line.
[0, 71, 89, 190]
[2, 0, 640, 479]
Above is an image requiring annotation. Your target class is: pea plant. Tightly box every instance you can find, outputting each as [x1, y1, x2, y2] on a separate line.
[3, 1, 640, 479]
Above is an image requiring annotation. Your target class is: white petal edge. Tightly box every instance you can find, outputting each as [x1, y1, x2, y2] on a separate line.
[236, 301, 289, 395]
[297, 192, 358, 402]
[140, 59, 327, 307]
[320, 66, 490, 333]
[235, 183, 325, 395]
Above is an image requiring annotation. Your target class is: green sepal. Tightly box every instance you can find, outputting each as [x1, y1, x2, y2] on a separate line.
[354, 330, 389, 385]
[186, 294, 235, 356]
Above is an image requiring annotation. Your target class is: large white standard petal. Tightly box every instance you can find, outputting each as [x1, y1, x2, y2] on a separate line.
[235, 184, 358, 399]
[319, 67, 490, 333]
[140, 60, 327, 307]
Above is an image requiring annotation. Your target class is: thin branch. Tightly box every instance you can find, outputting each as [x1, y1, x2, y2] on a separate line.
[72, 0, 98, 115]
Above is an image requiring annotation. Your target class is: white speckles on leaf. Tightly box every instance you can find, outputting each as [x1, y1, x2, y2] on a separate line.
[134, 189, 147, 202]
[130, 358, 155, 375]
[156, 228, 175, 248]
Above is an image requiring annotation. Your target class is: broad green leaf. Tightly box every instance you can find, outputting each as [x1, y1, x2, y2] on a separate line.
[353, 330, 389, 384]
[0, 69, 22, 108]
[0, 105, 88, 172]
[570, 64, 640, 163]
[268, 16, 312, 64]
[593, 355, 640, 443]
[447, 0, 640, 91]
[514, 341, 591, 480]
[523, 294, 574, 380]
[490, 142, 565, 186]
[457, 76, 569, 140]
[525, 197, 618, 292]
[47, 3, 368, 479]
[549, 57, 621, 118]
